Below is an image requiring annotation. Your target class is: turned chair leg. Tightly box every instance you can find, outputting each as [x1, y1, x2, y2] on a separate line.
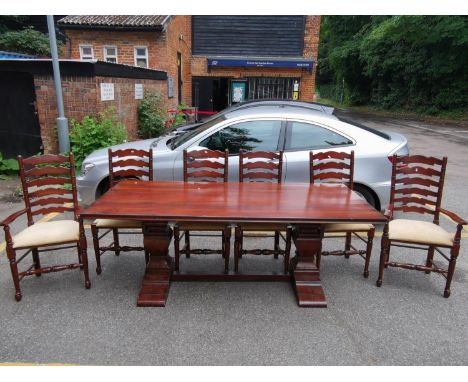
[174, 225, 180, 272]
[234, 226, 242, 272]
[76, 243, 84, 269]
[91, 224, 102, 275]
[316, 251, 322, 270]
[185, 230, 191, 258]
[274, 231, 280, 259]
[32, 248, 42, 277]
[444, 247, 459, 298]
[221, 230, 226, 259]
[112, 228, 120, 256]
[224, 227, 231, 274]
[80, 244, 91, 290]
[284, 228, 292, 274]
[363, 228, 375, 278]
[425, 246, 435, 274]
[376, 235, 390, 287]
[344, 232, 352, 258]
[7, 250, 22, 301]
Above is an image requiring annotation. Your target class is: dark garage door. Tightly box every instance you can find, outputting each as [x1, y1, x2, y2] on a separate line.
[0, 72, 42, 159]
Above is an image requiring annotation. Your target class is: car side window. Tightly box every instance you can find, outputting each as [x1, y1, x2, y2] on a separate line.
[200, 120, 282, 154]
[286, 121, 352, 150]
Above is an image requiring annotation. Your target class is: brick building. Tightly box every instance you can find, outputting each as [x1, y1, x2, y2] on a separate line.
[58, 15, 321, 112]
[0, 60, 167, 156]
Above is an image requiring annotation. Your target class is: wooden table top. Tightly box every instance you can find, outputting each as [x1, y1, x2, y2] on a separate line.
[79, 180, 387, 224]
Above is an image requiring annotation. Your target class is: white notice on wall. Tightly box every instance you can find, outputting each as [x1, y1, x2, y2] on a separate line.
[135, 84, 144, 100]
[100, 83, 114, 101]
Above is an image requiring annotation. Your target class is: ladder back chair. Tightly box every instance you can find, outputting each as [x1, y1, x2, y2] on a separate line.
[174, 148, 231, 273]
[0, 153, 90, 301]
[91, 148, 153, 275]
[377, 154, 466, 297]
[234, 150, 291, 273]
[310, 150, 376, 277]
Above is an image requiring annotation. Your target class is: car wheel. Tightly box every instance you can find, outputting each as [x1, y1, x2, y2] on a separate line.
[353, 184, 380, 211]
[95, 178, 110, 200]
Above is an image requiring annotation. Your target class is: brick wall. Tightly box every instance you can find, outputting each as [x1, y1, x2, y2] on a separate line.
[34, 74, 167, 153]
[63, 15, 193, 108]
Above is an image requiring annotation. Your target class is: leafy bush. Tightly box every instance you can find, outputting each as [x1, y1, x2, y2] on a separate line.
[69, 108, 127, 169]
[0, 151, 19, 179]
[0, 27, 59, 56]
[137, 92, 166, 139]
[317, 16, 468, 114]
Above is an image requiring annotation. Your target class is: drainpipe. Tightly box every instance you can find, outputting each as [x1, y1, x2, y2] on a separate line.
[47, 15, 69, 153]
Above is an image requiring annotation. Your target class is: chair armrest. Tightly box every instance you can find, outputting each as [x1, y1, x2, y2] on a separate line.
[440, 208, 467, 225]
[0, 208, 29, 227]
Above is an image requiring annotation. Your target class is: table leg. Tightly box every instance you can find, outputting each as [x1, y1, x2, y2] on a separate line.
[292, 224, 327, 308]
[137, 222, 173, 307]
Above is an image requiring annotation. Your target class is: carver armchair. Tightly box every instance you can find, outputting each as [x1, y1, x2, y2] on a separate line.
[376, 154, 466, 297]
[0, 153, 90, 301]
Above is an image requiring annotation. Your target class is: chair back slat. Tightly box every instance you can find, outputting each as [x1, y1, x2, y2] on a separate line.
[393, 196, 436, 207]
[26, 177, 72, 188]
[24, 166, 71, 177]
[310, 150, 354, 190]
[32, 206, 75, 216]
[18, 153, 79, 223]
[389, 154, 447, 223]
[183, 149, 229, 183]
[30, 196, 74, 208]
[28, 188, 71, 199]
[393, 187, 438, 199]
[398, 155, 445, 166]
[112, 158, 151, 169]
[239, 150, 283, 183]
[108, 148, 153, 188]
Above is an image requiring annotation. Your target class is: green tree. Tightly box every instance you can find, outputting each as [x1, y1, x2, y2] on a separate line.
[317, 16, 468, 114]
[0, 27, 52, 56]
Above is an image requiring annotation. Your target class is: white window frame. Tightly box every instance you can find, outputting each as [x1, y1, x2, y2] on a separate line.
[134, 46, 149, 68]
[103, 45, 118, 63]
[79, 44, 94, 61]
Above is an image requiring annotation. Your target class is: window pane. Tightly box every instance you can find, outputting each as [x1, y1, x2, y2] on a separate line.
[288, 122, 352, 150]
[81, 47, 92, 56]
[106, 47, 116, 56]
[200, 120, 282, 154]
[136, 48, 147, 56]
[136, 58, 148, 68]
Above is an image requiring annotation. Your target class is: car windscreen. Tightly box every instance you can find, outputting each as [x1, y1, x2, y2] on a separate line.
[334, 113, 391, 140]
[171, 115, 227, 149]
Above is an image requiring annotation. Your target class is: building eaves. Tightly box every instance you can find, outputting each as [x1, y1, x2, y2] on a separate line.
[57, 15, 170, 31]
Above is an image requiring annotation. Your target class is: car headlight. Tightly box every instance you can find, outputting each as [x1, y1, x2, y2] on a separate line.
[81, 162, 95, 177]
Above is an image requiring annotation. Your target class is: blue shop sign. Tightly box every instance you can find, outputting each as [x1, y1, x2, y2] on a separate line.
[208, 57, 314, 73]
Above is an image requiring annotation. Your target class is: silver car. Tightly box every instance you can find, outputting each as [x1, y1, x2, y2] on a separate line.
[77, 101, 409, 211]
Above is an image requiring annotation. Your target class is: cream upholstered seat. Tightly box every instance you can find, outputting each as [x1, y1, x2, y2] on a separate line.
[388, 219, 453, 247]
[13, 220, 80, 249]
[94, 219, 142, 229]
[324, 223, 374, 233]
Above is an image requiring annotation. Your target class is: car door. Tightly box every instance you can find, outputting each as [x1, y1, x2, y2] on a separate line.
[188, 118, 287, 181]
[283, 120, 354, 182]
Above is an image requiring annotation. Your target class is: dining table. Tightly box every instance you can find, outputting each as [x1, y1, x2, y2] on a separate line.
[79, 180, 387, 308]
